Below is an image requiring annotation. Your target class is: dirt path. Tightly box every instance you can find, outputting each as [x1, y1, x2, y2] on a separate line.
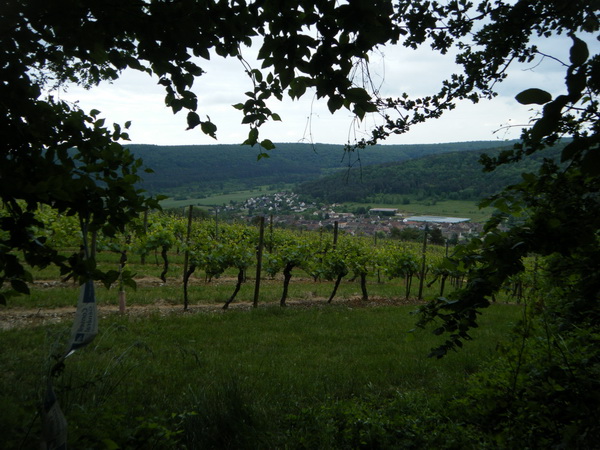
[0, 296, 421, 331]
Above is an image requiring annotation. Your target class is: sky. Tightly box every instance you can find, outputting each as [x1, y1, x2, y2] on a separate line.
[55, 32, 595, 148]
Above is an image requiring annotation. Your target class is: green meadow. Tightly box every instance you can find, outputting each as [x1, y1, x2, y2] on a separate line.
[346, 198, 493, 222]
[0, 297, 520, 449]
[160, 186, 287, 210]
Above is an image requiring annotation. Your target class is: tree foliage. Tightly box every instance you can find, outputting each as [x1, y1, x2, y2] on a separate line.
[411, 12, 600, 444]
[297, 144, 564, 203]
[417, 32, 599, 353]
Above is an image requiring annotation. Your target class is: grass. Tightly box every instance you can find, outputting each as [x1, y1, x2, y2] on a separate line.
[160, 185, 288, 209]
[347, 198, 493, 222]
[0, 302, 521, 448]
[399, 199, 493, 222]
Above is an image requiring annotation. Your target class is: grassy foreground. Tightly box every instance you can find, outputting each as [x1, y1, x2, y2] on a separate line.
[1, 302, 520, 448]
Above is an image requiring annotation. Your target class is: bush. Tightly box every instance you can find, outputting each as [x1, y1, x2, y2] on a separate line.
[460, 311, 600, 449]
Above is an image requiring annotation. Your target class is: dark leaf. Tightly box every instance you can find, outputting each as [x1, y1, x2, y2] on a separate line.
[569, 36, 589, 66]
[515, 88, 552, 105]
[200, 121, 218, 138]
[260, 139, 276, 150]
[581, 148, 600, 176]
[186, 112, 201, 130]
[10, 279, 30, 295]
[243, 127, 259, 146]
[327, 95, 344, 113]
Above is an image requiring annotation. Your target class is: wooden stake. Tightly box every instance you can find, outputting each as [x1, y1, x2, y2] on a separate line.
[253, 216, 265, 308]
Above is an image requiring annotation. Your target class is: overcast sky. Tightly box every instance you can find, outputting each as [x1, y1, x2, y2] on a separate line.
[56, 33, 596, 147]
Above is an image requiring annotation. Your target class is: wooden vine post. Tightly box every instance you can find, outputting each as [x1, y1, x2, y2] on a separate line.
[418, 225, 428, 300]
[214, 207, 219, 241]
[141, 209, 148, 265]
[268, 214, 274, 252]
[253, 216, 265, 308]
[333, 220, 339, 249]
[118, 235, 129, 314]
[182, 205, 194, 311]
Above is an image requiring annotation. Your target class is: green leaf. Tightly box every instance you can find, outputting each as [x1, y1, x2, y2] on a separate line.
[243, 127, 259, 146]
[515, 88, 552, 105]
[260, 139, 276, 150]
[257, 152, 270, 160]
[232, 103, 245, 110]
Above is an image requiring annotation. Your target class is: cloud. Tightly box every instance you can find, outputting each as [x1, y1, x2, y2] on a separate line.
[55, 33, 597, 147]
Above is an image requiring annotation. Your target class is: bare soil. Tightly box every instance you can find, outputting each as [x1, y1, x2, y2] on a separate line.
[0, 295, 422, 331]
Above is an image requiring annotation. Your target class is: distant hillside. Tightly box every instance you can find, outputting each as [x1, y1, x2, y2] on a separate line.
[128, 141, 514, 196]
[296, 145, 563, 203]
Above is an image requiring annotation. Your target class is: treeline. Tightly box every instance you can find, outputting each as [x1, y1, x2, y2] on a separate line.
[127, 141, 513, 196]
[296, 145, 563, 203]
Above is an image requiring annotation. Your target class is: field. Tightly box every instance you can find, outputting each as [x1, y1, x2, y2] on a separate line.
[346, 198, 493, 222]
[160, 185, 292, 210]
[0, 247, 523, 449]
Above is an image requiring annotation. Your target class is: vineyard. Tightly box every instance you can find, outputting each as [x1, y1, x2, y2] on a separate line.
[19, 206, 534, 313]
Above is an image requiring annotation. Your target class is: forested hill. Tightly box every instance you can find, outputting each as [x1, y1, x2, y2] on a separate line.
[128, 141, 513, 195]
[296, 145, 563, 203]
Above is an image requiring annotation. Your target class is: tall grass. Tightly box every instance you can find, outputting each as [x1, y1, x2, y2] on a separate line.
[0, 303, 520, 448]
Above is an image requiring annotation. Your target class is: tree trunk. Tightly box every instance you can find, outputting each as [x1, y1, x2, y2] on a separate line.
[223, 268, 245, 310]
[183, 264, 196, 311]
[159, 245, 169, 283]
[405, 275, 412, 300]
[440, 274, 447, 297]
[280, 262, 294, 307]
[327, 272, 345, 303]
[360, 272, 368, 301]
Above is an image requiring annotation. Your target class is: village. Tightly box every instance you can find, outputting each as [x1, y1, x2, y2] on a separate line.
[220, 191, 484, 241]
